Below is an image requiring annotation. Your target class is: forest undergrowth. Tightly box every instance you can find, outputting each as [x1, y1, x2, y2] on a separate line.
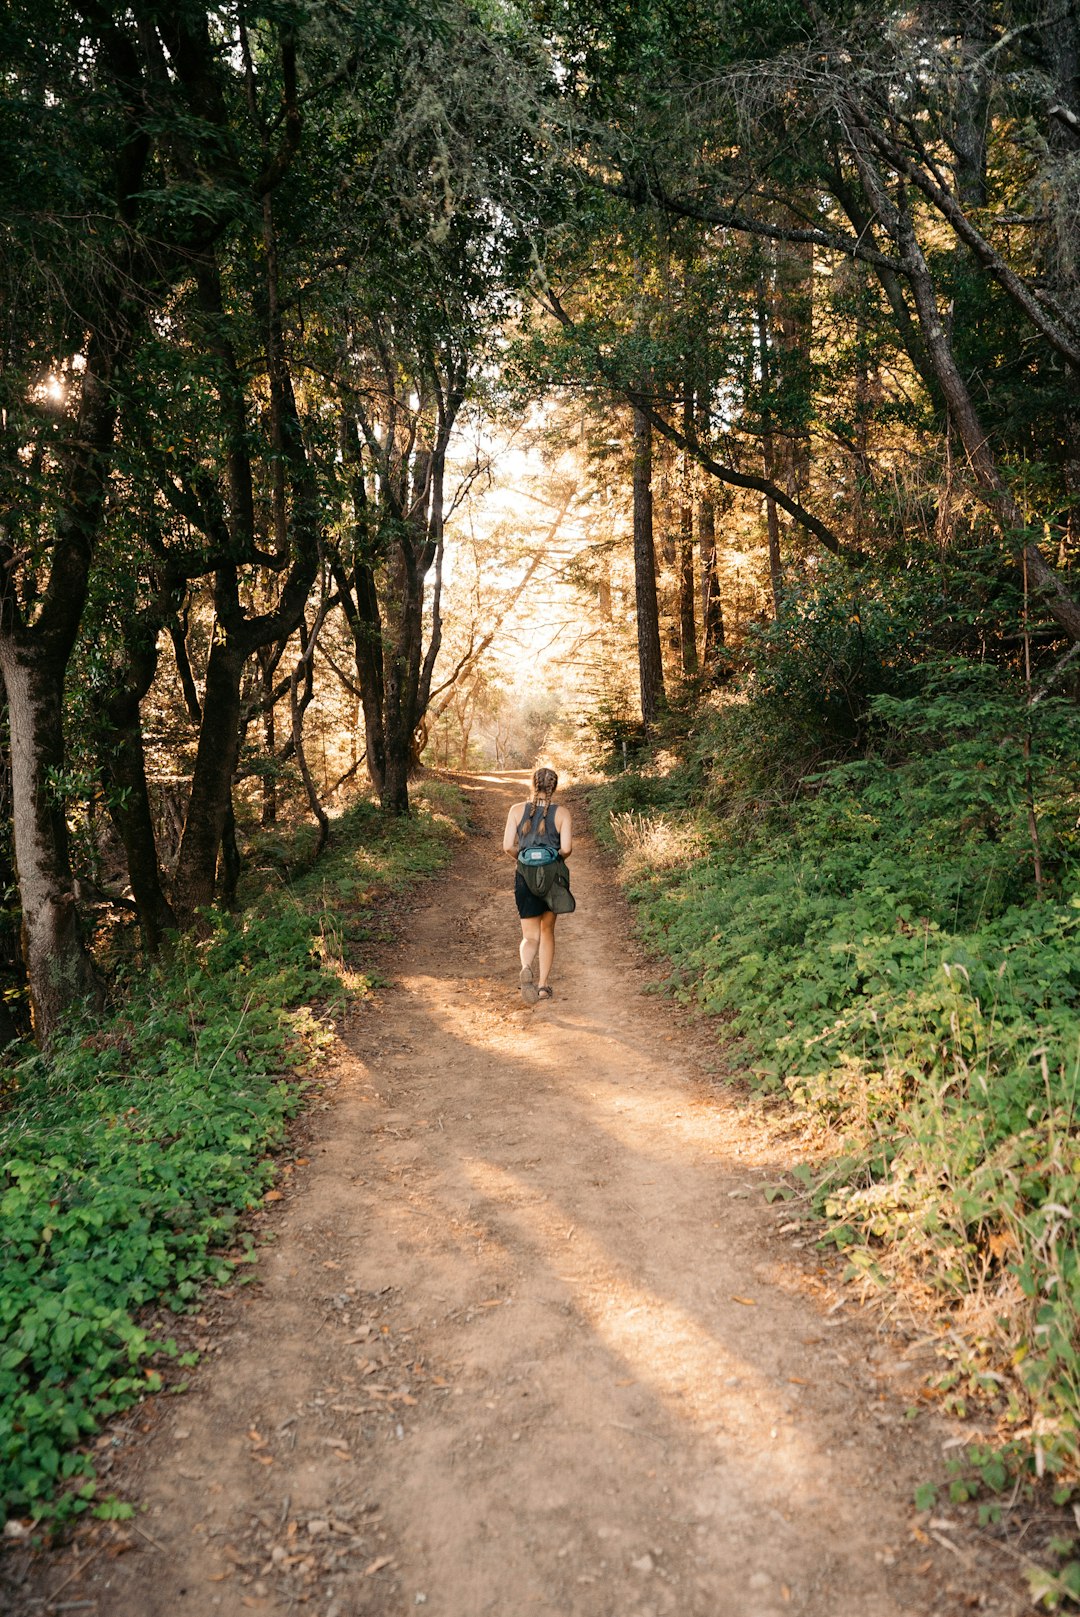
[591, 581, 1080, 1604]
[0, 784, 464, 1528]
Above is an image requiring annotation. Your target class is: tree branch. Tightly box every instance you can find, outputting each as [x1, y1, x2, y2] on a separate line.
[541, 287, 853, 559]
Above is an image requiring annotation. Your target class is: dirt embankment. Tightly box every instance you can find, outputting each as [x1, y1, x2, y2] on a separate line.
[5, 772, 1029, 1616]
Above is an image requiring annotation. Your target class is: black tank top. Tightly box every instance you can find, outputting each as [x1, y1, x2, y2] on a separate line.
[517, 801, 561, 855]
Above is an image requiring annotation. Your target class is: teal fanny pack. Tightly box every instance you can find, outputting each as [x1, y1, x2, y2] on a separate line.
[518, 844, 559, 866]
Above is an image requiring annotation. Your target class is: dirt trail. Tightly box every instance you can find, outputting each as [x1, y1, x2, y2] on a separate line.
[12, 773, 1028, 1617]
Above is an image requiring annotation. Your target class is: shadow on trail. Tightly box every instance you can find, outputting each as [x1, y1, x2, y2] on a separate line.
[321, 772, 929, 1612]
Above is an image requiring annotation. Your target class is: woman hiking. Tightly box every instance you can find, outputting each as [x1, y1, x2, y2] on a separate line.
[502, 767, 574, 1004]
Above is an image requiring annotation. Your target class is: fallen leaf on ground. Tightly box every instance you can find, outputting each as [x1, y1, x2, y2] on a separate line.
[731, 1296, 757, 1306]
[263, 1190, 284, 1202]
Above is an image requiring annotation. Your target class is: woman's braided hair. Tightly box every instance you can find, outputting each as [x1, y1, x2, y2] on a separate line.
[522, 767, 558, 841]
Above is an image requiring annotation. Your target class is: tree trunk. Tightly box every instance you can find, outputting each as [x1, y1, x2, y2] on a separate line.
[343, 559, 389, 799]
[679, 390, 698, 675]
[947, 11, 991, 206]
[757, 280, 784, 616]
[896, 199, 1080, 643]
[0, 333, 125, 1040]
[774, 237, 813, 501]
[98, 600, 178, 955]
[765, 495, 783, 618]
[258, 645, 279, 827]
[172, 621, 246, 925]
[698, 490, 726, 666]
[632, 403, 666, 727]
[380, 573, 416, 816]
[219, 798, 242, 909]
[0, 690, 28, 1045]
[380, 741, 410, 816]
[0, 642, 103, 1039]
[336, 379, 461, 816]
[102, 694, 177, 954]
[290, 618, 330, 860]
[697, 386, 726, 667]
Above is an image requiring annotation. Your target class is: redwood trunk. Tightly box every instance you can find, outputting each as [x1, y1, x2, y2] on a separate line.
[699, 492, 726, 665]
[632, 403, 666, 727]
[679, 393, 698, 675]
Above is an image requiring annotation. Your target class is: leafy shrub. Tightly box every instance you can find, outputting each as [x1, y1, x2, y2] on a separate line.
[0, 796, 458, 1522]
[744, 562, 941, 741]
[602, 656, 1080, 1474]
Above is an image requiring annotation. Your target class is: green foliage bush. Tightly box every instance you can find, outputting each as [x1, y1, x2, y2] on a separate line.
[744, 563, 940, 742]
[0, 794, 460, 1522]
[600, 657, 1080, 1474]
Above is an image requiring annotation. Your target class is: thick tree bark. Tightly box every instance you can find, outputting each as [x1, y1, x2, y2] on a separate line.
[679, 391, 698, 675]
[0, 689, 28, 1045]
[290, 635, 329, 860]
[219, 799, 242, 910]
[698, 488, 726, 666]
[632, 403, 666, 727]
[102, 692, 177, 955]
[0, 644, 104, 1038]
[774, 237, 813, 501]
[756, 283, 784, 616]
[946, 11, 991, 206]
[98, 595, 179, 955]
[172, 603, 246, 924]
[256, 643, 280, 827]
[0, 334, 126, 1039]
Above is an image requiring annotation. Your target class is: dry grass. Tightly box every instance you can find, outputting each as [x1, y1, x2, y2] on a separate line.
[608, 810, 707, 881]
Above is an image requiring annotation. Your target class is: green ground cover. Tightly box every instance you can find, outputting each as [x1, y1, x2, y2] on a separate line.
[0, 787, 463, 1523]
[592, 663, 1080, 1502]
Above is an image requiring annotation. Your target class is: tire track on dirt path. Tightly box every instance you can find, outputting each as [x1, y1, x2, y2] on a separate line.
[11, 771, 1028, 1617]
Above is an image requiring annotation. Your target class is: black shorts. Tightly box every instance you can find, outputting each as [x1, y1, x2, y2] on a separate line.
[515, 871, 551, 919]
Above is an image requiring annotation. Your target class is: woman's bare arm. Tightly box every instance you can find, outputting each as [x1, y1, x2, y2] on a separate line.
[556, 805, 573, 858]
[503, 802, 525, 856]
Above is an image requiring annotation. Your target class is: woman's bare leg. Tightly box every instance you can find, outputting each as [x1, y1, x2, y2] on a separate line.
[519, 918, 541, 976]
[536, 911, 557, 989]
